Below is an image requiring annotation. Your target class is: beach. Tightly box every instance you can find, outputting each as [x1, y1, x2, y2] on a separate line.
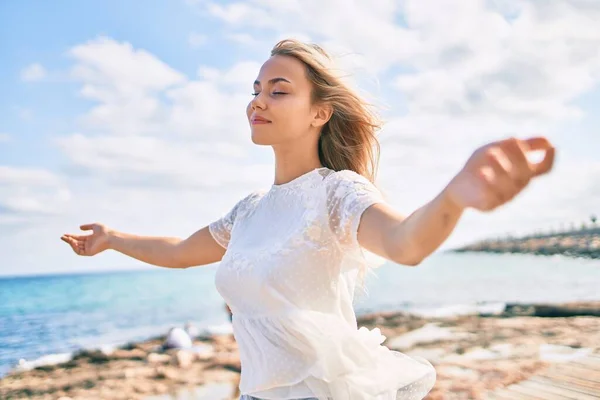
[1, 301, 599, 400]
[1, 253, 599, 399]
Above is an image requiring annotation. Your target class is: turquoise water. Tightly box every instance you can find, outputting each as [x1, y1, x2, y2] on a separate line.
[1, 252, 598, 377]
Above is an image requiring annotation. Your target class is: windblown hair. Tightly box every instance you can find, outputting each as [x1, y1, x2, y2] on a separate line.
[271, 39, 381, 183]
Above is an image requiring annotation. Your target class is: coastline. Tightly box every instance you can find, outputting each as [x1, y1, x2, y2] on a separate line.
[1, 301, 599, 400]
[452, 227, 600, 259]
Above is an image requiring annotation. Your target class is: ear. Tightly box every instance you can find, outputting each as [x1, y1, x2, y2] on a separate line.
[311, 102, 333, 128]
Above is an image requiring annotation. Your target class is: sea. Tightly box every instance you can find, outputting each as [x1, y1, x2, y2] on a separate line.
[1, 252, 598, 378]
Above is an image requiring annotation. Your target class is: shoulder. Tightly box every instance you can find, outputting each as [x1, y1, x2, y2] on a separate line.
[323, 169, 378, 198]
[238, 189, 267, 209]
[228, 189, 267, 220]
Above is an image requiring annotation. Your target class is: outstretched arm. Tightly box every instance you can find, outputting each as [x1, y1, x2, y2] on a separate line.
[62, 224, 226, 268]
[63, 193, 250, 268]
[358, 137, 555, 266]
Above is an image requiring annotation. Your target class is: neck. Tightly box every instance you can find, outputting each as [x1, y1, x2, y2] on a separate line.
[272, 134, 323, 186]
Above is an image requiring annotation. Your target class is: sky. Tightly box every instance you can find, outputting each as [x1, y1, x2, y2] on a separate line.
[1, 0, 599, 276]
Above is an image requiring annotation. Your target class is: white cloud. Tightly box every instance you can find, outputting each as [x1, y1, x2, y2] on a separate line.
[188, 32, 208, 48]
[0, 36, 268, 274]
[391, 0, 600, 121]
[20, 63, 47, 82]
[69, 37, 185, 95]
[50, 37, 270, 211]
[191, 0, 600, 247]
[200, 0, 418, 74]
[55, 133, 266, 189]
[375, 114, 599, 247]
[68, 37, 185, 136]
[65, 37, 258, 141]
[0, 166, 71, 216]
[201, 0, 600, 121]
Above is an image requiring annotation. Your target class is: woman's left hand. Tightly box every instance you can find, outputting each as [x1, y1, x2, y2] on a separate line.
[444, 136, 555, 212]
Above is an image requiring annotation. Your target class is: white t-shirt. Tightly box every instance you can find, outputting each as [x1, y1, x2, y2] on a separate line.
[209, 167, 436, 400]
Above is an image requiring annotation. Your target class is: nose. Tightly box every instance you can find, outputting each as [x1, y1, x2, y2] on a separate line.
[250, 93, 266, 111]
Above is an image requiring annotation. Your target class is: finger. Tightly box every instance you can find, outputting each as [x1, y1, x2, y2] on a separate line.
[64, 237, 81, 254]
[62, 235, 76, 245]
[80, 224, 95, 231]
[63, 236, 85, 254]
[481, 168, 516, 209]
[500, 139, 532, 186]
[64, 233, 89, 241]
[523, 136, 553, 151]
[484, 149, 520, 201]
[532, 146, 555, 177]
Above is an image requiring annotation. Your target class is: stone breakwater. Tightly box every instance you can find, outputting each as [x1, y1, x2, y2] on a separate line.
[1, 302, 599, 400]
[452, 227, 600, 259]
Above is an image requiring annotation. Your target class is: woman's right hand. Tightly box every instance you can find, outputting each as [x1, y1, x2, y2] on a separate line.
[61, 223, 111, 256]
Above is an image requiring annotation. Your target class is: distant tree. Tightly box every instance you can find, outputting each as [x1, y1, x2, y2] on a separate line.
[591, 215, 597, 225]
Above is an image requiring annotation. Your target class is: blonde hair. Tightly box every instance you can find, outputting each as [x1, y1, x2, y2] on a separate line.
[271, 39, 381, 183]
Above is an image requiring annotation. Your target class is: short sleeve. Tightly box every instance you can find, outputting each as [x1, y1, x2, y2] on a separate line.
[325, 170, 385, 247]
[208, 192, 259, 249]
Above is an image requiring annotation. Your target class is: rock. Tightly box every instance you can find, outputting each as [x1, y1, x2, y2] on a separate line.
[110, 348, 146, 361]
[147, 353, 171, 364]
[191, 343, 215, 361]
[154, 366, 179, 380]
[123, 368, 137, 378]
[503, 302, 600, 318]
[72, 349, 110, 364]
[212, 334, 234, 347]
[386, 323, 475, 350]
[207, 353, 241, 373]
[173, 350, 195, 369]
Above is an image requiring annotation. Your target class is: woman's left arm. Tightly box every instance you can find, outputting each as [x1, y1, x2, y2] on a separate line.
[358, 136, 555, 266]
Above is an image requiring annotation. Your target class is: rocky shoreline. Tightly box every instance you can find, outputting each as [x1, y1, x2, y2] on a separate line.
[452, 227, 600, 259]
[1, 302, 599, 400]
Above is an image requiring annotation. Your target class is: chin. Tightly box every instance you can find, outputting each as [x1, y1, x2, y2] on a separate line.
[250, 132, 272, 146]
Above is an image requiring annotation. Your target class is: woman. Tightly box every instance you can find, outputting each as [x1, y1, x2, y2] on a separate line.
[61, 39, 555, 400]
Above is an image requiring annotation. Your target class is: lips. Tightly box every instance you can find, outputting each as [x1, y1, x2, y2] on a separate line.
[251, 115, 271, 124]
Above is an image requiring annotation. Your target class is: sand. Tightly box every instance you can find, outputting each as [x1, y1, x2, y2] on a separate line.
[1, 302, 599, 400]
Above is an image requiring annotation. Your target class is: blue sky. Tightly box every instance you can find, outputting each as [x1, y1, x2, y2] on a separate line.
[1, 0, 599, 276]
[0, 0, 241, 168]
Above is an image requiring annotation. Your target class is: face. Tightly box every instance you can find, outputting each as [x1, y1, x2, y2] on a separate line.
[247, 55, 327, 146]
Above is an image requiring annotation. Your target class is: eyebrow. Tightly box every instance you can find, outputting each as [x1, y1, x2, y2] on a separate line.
[254, 77, 291, 86]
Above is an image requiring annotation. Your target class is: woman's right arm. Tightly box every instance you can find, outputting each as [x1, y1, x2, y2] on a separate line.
[61, 223, 226, 269]
[108, 226, 226, 268]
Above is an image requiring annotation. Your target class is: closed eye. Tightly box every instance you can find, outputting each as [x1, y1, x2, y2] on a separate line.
[251, 92, 288, 97]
